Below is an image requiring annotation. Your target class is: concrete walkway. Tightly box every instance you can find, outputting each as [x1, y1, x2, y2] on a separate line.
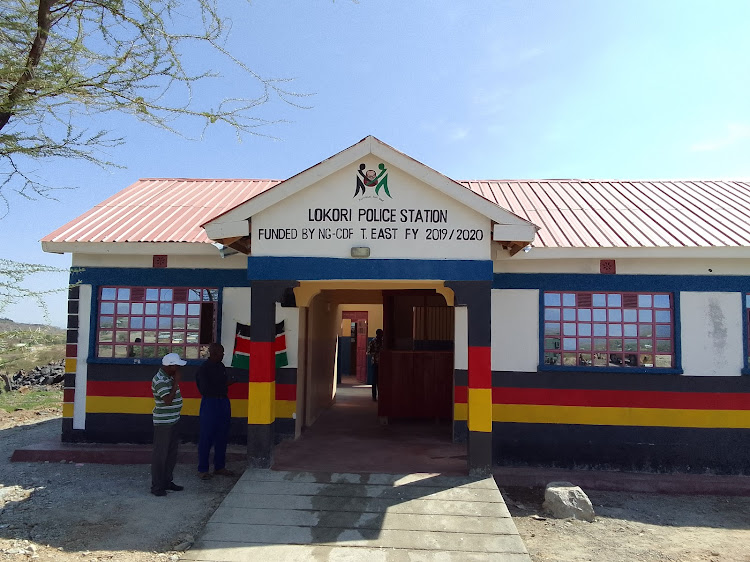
[183, 469, 530, 561]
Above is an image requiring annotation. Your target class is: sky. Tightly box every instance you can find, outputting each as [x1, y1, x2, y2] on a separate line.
[3, 0, 750, 328]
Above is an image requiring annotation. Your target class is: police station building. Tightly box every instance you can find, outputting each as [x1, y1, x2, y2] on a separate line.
[42, 136, 750, 475]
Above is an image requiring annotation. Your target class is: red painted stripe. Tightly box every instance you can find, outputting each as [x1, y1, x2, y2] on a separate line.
[65, 344, 77, 358]
[63, 389, 75, 403]
[274, 334, 286, 353]
[468, 346, 491, 388]
[492, 387, 750, 411]
[249, 341, 275, 382]
[275, 384, 296, 401]
[87, 380, 248, 400]
[234, 334, 251, 355]
[454, 385, 468, 403]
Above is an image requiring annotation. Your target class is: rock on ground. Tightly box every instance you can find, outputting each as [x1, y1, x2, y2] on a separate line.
[542, 481, 596, 522]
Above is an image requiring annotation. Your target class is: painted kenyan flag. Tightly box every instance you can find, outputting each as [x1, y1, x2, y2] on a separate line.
[231, 321, 288, 369]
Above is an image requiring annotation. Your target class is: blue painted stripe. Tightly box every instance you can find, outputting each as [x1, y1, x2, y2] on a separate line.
[70, 268, 249, 287]
[495, 273, 750, 292]
[248, 257, 493, 281]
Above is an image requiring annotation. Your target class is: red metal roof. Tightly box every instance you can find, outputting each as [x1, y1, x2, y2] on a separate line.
[43, 177, 750, 249]
[461, 179, 750, 248]
[42, 178, 281, 244]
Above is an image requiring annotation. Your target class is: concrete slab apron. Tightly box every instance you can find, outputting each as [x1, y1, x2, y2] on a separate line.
[183, 469, 530, 562]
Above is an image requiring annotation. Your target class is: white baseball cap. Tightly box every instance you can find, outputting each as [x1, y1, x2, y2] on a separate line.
[162, 353, 187, 366]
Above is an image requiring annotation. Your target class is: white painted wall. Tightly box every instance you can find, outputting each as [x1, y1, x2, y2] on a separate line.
[220, 288, 299, 368]
[680, 292, 743, 376]
[72, 252, 246, 269]
[74, 284, 92, 430]
[491, 289, 539, 372]
[494, 255, 750, 276]
[252, 161, 491, 260]
[220, 288, 251, 366]
[454, 307, 468, 370]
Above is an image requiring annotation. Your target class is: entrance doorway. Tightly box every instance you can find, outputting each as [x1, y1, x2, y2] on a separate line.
[283, 285, 462, 473]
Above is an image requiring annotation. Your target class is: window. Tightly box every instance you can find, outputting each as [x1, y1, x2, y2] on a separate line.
[96, 286, 218, 360]
[543, 291, 674, 369]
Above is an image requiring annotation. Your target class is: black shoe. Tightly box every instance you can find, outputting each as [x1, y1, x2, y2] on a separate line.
[151, 489, 167, 497]
[166, 482, 184, 491]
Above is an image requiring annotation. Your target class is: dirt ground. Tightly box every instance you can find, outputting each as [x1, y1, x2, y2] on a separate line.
[0, 410, 243, 561]
[502, 485, 750, 562]
[2, 409, 750, 561]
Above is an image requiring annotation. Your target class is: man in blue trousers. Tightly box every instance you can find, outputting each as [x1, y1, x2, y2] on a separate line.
[196, 343, 235, 479]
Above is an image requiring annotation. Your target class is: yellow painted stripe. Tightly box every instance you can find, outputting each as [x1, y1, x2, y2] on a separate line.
[492, 404, 750, 429]
[86, 396, 249, 418]
[454, 402, 468, 421]
[468, 388, 492, 433]
[62, 403, 74, 418]
[65, 358, 76, 373]
[248, 381, 275, 425]
[275, 400, 296, 419]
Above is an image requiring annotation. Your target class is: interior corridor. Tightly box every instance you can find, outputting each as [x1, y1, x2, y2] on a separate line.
[272, 376, 467, 474]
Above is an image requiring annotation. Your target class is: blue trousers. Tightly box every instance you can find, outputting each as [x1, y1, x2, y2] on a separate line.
[198, 397, 231, 473]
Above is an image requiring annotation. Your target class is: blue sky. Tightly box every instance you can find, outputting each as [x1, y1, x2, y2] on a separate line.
[3, 0, 750, 327]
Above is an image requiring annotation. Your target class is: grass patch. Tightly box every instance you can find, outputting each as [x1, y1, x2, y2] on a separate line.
[0, 329, 65, 373]
[0, 387, 62, 412]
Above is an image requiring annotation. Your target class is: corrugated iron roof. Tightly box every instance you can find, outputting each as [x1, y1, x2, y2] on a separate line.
[42, 178, 281, 244]
[461, 179, 750, 248]
[43, 177, 750, 249]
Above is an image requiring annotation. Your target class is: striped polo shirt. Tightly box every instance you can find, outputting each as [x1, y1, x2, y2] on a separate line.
[152, 368, 183, 425]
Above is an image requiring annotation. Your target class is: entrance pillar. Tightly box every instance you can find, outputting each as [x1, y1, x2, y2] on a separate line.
[247, 280, 298, 467]
[446, 281, 492, 476]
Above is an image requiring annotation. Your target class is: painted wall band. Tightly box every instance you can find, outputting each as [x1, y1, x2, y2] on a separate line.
[248, 257, 493, 281]
[494, 272, 750, 292]
[62, 286, 79, 441]
[492, 371, 750, 393]
[492, 422, 750, 474]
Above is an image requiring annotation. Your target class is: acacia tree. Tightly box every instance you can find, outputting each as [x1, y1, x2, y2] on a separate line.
[0, 0, 307, 316]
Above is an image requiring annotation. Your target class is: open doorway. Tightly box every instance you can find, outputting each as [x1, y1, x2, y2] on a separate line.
[278, 286, 463, 473]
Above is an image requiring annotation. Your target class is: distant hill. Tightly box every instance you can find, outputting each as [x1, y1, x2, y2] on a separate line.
[0, 318, 65, 334]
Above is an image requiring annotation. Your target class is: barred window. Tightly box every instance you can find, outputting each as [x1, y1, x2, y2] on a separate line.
[96, 287, 218, 360]
[543, 291, 674, 368]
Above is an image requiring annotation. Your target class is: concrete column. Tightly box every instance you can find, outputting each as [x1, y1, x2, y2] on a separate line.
[247, 280, 297, 467]
[446, 281, 492, 476]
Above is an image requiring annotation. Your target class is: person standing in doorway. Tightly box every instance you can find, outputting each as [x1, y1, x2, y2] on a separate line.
[367, 329, 384, 401]
[151, 353, 186, 497]
[196, 343, 235, 479]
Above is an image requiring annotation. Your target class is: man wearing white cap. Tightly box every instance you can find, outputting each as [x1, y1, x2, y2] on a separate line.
[151, 353, 186, 496]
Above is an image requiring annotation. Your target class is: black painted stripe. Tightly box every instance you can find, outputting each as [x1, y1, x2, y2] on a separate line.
[247, 424, 273, 468]
[454, 369, 468, 387]
[276, 368, 297, 386]
[492, 371, 750, 393]
[468, 430, 492, 474]
[68, 300, 79, 314]
[446, 281, 492, 347]
[492, 421, 750, 474]
[453, 420, 468, 443]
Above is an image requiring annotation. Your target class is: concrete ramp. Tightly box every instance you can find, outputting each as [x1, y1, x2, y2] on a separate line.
[183, 469, 530, 561]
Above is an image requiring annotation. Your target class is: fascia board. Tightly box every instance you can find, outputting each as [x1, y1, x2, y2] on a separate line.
[41, 241, 216, 255]
[492, 223, 538, 242]
[203, 220, 250, 240]
[496, 246, 750, 260]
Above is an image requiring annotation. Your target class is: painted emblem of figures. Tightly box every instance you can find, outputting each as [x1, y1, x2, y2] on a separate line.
[355, 163, 391, 199]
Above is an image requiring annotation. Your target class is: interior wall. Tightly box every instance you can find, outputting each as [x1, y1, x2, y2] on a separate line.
[305, 292, 339, 426]
[337, 304, 383, 336]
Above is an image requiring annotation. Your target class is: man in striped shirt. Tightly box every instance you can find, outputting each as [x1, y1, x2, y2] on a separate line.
[151, 353, 186, 496]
